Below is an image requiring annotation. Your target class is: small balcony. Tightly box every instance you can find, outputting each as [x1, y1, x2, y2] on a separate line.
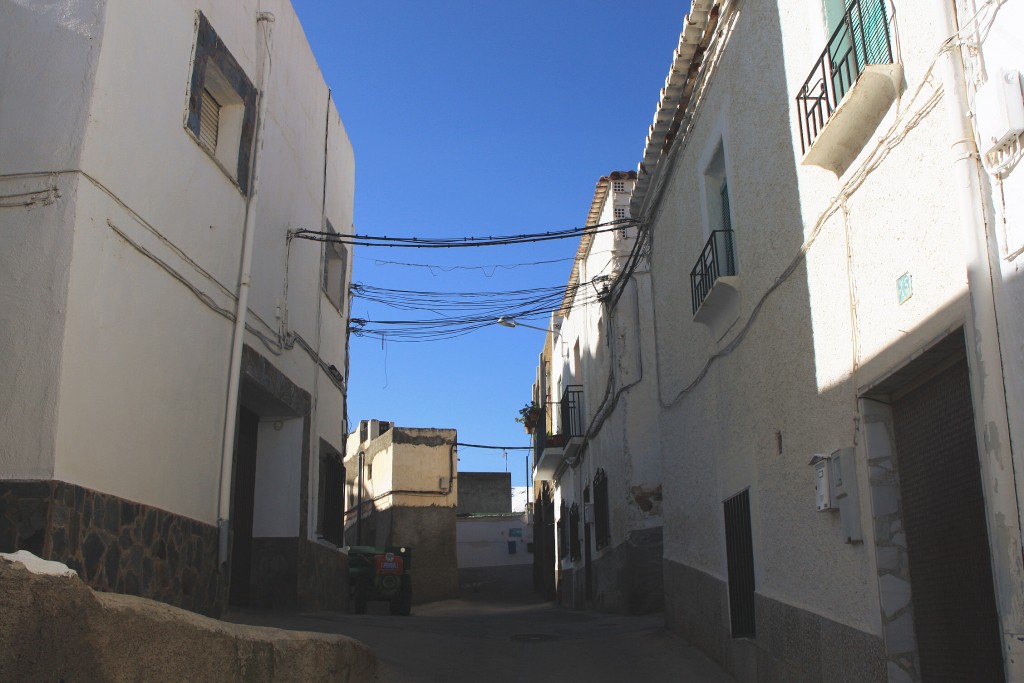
[691, 230, 739, 329]
[796, 0, 902, 174]
[533, 386, 585, 480]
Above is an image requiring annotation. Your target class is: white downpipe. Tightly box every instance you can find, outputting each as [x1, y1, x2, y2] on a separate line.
[938, 1, 1023, 670]
[218, 11, 275, 566]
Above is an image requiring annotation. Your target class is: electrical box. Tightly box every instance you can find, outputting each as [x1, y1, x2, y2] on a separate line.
[810, 448, 863, 543]
[829, 447, 862, 544]
[812, 455, 832, 511]
[975, 68, 1024, 156]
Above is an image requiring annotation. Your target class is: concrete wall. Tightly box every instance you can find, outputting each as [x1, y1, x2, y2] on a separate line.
[456, 472, 512, 515]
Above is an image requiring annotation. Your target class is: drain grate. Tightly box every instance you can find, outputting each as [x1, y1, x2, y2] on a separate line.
[511, 633, 559, 642]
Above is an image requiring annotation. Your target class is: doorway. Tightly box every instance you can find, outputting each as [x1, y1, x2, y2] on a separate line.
[229, 406, 259, 606]
[891, 351, 1004, 680]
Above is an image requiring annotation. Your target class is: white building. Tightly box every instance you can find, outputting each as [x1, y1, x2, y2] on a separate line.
[530, 171, 664, 613]
[345, 421, 460, 603]
[631, 0, 1024, 680]
[0, 0, 354, 616]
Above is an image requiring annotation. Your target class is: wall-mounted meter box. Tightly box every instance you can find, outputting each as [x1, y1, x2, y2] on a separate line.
[975, 68, 1024, 156]
[812, 455, 832, 511]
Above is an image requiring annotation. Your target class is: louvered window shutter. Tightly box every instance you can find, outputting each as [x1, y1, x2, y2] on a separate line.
[199, 88, 220, 152]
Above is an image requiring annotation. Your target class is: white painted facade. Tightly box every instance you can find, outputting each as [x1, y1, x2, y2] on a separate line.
[456, 514, 533, 570]
[0, 0, 354, 611]
[628, 0, 1024, 679]
[531, 172, 664, 613]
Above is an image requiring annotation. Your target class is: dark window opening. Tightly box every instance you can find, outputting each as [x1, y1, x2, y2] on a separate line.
[724, 489, 756, 638]
[559, 502, 568, 559]
[186, 12, 258, 193]
[317, 442, 345, 546]
[569, 502, 581, 562]
[594, 468, 611, 550]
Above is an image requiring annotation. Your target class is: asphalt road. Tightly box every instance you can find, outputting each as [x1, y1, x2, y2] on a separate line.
[227, 597, 736, 683]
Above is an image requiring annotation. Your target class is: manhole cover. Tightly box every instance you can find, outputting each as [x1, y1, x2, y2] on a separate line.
[511, 633, 559, 642]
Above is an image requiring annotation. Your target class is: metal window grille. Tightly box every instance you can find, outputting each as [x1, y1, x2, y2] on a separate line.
[559, 386, 584, 438]
[569, 503, 581, 561]
[796, 0, 893, 152]
[724, 489, 756, 638]
[690, 230, 736, 314]
[594, 468, 610, 550]
[199, 88, 220, 152]
[559, 502, 568, 559]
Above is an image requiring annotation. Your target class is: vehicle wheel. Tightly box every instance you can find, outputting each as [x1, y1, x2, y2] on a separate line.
[391, 577, 412, 616]
[353, 585, 369, 614]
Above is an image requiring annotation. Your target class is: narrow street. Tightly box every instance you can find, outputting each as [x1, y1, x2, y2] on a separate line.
[227, 597, 736, 683]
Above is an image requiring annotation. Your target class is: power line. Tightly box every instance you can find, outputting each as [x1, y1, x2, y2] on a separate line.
[292, 218, 635, 248]
[456, 442, 532, 451]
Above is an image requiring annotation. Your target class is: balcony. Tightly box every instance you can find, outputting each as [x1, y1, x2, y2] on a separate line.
[796, 0, 902, 174]
[691, 230, 739, 330]
[533, 386, 585, 480]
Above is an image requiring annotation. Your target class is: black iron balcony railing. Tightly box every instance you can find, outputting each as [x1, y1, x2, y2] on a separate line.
[534, 408, 547, 463]
[796, 0, 893, 153]
[691, 230, 736, 314]
[560, 386, 584, 439]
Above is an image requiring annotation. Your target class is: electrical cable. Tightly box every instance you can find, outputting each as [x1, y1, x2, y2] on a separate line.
[292, 218, 636, 249]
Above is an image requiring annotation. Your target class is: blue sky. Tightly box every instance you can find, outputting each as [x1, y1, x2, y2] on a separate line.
[290, 1, 688, 485]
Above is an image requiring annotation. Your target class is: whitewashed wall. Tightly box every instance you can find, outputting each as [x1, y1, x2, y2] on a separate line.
[0, 0, 354, 530]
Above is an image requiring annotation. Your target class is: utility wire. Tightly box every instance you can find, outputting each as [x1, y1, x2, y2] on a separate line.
[292, 218, 635, 249]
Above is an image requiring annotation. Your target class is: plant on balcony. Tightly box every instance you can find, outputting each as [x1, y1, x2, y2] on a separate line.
[546, 433, 566, 448]
[515, 401, 541, 434]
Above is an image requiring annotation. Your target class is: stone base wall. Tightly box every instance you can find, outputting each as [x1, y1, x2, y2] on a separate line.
[249, 537, 299, 609]
[590, 526, 664, 614]
[297, 538, 348, 611]
[0, 480, 224, 616]
[664, 558, 886, 683]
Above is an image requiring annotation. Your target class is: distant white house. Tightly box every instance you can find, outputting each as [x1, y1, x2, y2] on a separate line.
[0, 0, 355, 616]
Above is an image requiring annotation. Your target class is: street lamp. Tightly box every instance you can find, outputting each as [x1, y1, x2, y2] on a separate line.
[496, 316, 552, 333]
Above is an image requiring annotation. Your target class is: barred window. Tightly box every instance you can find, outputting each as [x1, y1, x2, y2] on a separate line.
[569, 503, 581, 561]
[594, 469, 611, 550]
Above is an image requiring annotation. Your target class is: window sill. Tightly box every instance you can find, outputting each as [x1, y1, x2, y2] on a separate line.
[801, 63, 903, 175]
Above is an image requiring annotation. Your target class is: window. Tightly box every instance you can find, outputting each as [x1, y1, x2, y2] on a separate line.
[569, 502, 581, 561]
[594, 469, 610, 550]
[186, 12, 257, 193]
[724, 489, 756, 638]
[702, 142, 732, 238]
[691, 139, 738, 315]
[559, 502, 568, 559]
[316, 442, 345, 546]
[322, 220, 348, 313]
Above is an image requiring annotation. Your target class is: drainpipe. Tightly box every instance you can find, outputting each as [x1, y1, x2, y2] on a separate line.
[217, 11, 276, 566]
[938, 0, 1022, 658]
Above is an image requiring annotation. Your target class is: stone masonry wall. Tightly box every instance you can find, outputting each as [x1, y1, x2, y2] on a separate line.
[663, 558, 886, 683]
[0, 480, 224, 616]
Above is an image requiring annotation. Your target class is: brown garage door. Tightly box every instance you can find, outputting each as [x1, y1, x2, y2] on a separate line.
[892, 356, 1004, 681]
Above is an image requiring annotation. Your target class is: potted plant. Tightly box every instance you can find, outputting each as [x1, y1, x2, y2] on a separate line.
[515, 401, 542, 434]
[546, 432, 566, 448]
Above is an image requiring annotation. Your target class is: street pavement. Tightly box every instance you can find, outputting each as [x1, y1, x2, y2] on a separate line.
[226, 596, 736, 683]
